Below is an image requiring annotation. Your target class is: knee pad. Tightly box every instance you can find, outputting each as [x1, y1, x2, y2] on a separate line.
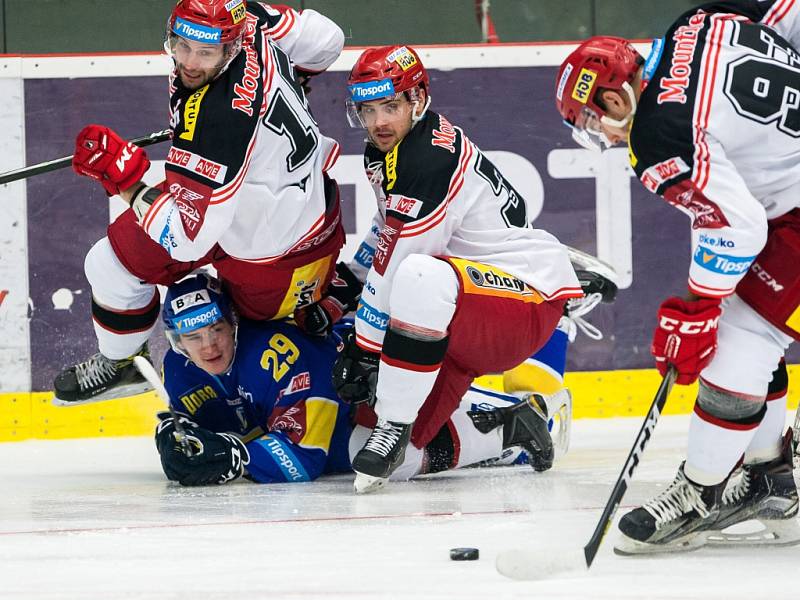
[388, 255, 458, 332]
[697, 379, 766, 422]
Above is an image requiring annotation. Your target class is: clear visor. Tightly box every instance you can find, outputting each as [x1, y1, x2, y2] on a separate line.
[566, 106, 612, 152]
[164, 15, 243, 76]
[165, 318, 235, 358]
[346, 93, 411, 129]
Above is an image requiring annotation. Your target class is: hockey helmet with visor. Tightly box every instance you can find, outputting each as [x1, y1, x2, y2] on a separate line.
[165, 0, 247, 77]
[555, 36, 643, 150]
[346, 45, 431, 128]
[162, 273, 238, 371]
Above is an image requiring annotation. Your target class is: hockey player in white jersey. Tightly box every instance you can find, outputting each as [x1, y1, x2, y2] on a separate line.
[335, 45, 583, 493]
[556, 0, 800, 553]
[54, 1, 353, 404]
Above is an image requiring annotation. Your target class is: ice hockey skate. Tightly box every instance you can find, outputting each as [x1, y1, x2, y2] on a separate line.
[614, 463, 725, 555]
[707, 431, 800, 547]
[468, 391, 559, 471]
[52, 344, 153, 406]
[352, 419, 413, 494]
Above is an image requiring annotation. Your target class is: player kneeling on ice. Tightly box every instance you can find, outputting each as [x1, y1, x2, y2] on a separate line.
[556, 0, 800, 554]
[335, 45, 583, 494]
[155, 274, 567, 486]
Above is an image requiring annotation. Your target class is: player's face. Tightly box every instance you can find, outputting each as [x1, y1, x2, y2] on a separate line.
[360, 96, 416, 152]
[171, 36, 226, 90]
[179, 319, 235, 375]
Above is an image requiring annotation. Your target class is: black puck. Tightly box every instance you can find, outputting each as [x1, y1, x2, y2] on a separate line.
[450, 547, 479, 561]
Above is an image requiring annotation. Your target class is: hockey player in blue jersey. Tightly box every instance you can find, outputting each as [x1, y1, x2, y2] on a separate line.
[157, 273, 353, 485]
[155, 273, 572, 486]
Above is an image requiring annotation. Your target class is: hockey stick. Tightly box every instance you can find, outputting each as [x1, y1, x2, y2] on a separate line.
[133, 355, 195, 458]
[0, 129, 171, 185]
[496, 367, 677, 580]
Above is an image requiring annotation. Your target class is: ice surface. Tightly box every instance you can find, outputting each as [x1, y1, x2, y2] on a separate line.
[1, 414, 797, 599]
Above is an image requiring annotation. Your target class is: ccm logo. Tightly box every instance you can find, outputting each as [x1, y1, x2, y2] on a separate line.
[658, 316, 719, 334]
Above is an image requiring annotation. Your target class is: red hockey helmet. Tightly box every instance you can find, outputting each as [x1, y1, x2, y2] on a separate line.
[168, 0, 247, 45]
[556, 36, 642, 148]
[346, 45, 430, 127]
[348, 45, 429, 99]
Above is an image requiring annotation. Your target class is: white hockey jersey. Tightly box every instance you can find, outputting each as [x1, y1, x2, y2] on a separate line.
[630, 0, 800, 297]
[140, 3, 344, 263]
[350, 111, 582, 352]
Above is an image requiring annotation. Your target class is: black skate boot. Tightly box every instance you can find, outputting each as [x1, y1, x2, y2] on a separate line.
[468, 392, 554, 472]
[53, 344, 153, 405]
[614, 462, 726, 555]
[708, 430, 800, 546]
[352, 419, 413, 494]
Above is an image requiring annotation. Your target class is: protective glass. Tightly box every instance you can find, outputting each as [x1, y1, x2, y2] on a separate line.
[346, 94, 412, 129]
[566, 106, 612, 152]
[167, 319, 234, 357]
[165, 33, 235, 71]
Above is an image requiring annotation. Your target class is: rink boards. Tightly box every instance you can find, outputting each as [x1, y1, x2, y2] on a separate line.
[0, 45, 798, 440]
[2, 366, 798, 442]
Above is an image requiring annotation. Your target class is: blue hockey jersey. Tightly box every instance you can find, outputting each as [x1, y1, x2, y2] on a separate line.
[162, 319, 353, 483]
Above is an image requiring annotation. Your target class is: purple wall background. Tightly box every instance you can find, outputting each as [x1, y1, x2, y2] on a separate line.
[25, 68, 798, 391]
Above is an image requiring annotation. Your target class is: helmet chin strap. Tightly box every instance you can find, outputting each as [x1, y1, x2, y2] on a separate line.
[600, 81, 637, 129]
[411, 94, 432, 126]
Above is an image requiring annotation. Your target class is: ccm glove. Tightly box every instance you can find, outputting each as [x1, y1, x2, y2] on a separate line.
[332, 329, 379, 406]
[155, 416, 249, 486]
[73, 124, 150, 196]
[295, 263, 363, 336]
[651, 296, 722, 385]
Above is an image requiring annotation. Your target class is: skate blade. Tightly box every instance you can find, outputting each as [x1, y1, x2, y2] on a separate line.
[613, 531, 708, 556]
[51, 381, 154, 406]
[354, 472, 387, 494]
[706, 517, 800, 547]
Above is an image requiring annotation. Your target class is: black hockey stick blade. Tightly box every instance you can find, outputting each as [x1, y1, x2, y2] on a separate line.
[582, 367, 677, 568]
[0, 128, 171, 185]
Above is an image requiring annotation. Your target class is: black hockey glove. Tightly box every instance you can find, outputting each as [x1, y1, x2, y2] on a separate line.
[294, 262, 363, 337]
[332, 329, 379, 406]
[155, 415, 249, 486]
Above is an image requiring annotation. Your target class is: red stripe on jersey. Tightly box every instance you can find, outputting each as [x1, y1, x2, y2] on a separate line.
[270, 8, 296, 40]
[693, 15, 745, 192]
[765, 0, 794, 25]
[356, 333, 382, 353]
[141, 191, 171, 234]
[694, 404, 760, 430]
[381, 354, 442, 373]
[323, 142, 340, 172]
[688, 276, 734, 298]
[209, 34, 275, 207]
[400, 139, 473, 238]
[540, 286, 584, 301]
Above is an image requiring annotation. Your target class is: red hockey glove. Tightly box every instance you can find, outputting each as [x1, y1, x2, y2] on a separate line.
[294, 263, 363, 336]
[73, 124, 150, 196]
[651, 296, 722, 385]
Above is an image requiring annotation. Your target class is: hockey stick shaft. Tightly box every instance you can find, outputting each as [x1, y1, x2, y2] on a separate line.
[133, 355, 194, 457]
[0, 129, 171, 185]
[582, 367, 677, 567]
